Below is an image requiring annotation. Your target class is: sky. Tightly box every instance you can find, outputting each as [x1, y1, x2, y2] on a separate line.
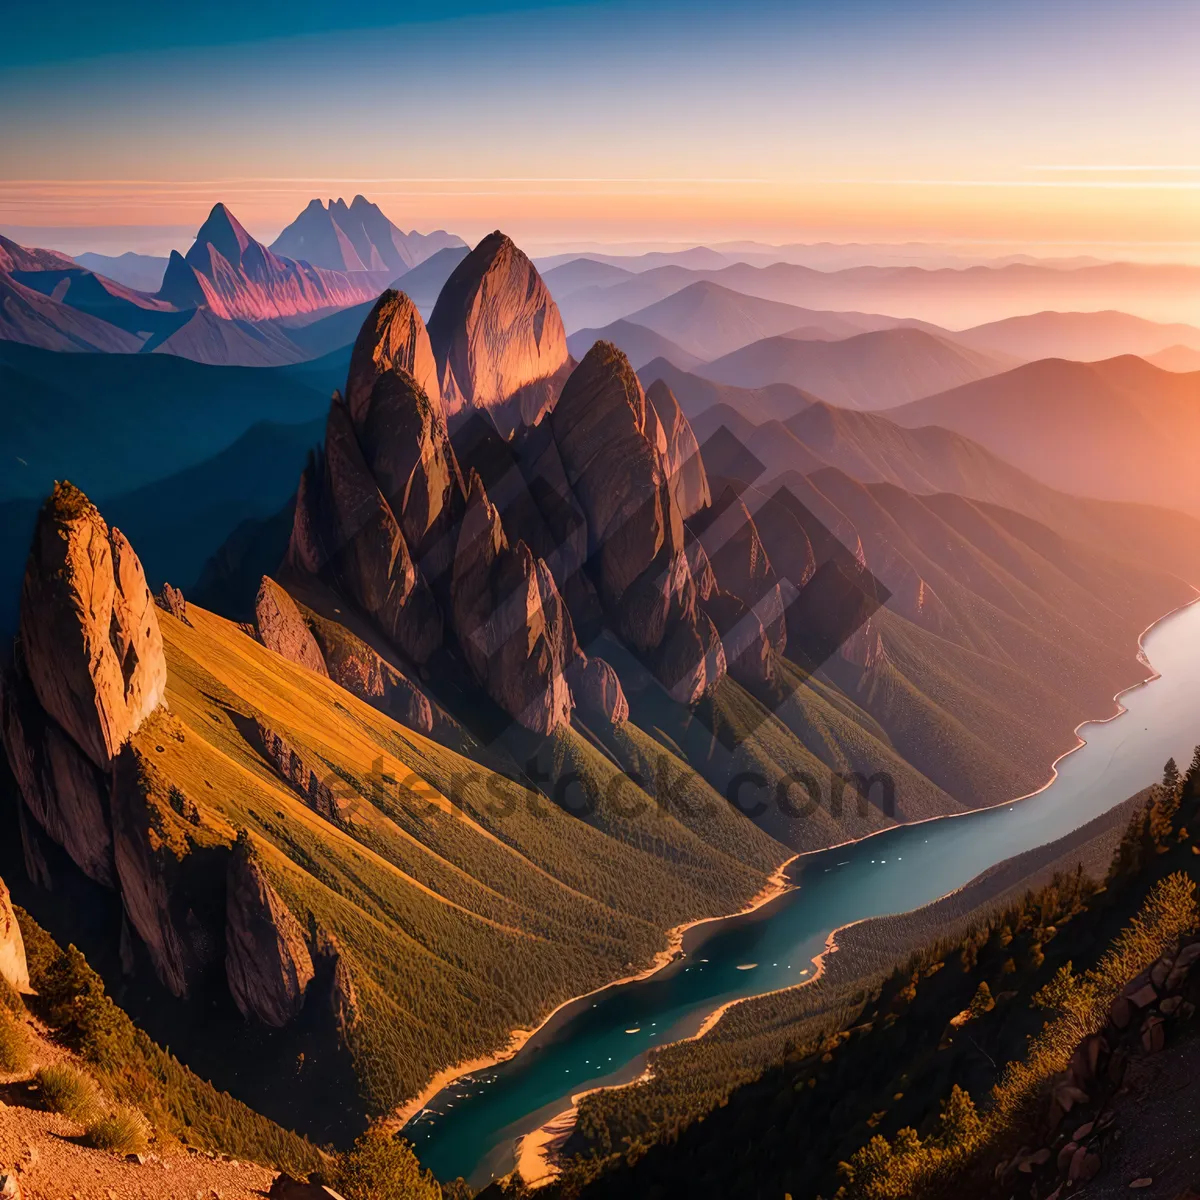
[3, 0, 1200, 254]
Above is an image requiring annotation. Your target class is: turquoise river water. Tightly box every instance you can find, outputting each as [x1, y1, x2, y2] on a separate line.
[411, 599, 1200, 1188]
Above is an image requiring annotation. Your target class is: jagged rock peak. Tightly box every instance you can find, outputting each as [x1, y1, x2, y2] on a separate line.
[345, 289, 441, 425]
[225, 833, 315, 1028]
[551, 341, 675, 605]
[552, 345, 725, 703]
[0, 875, 30, 994]
[428, 230, 569, 438]
[186, 202, 255, 270]
[20, 482, 166, 768]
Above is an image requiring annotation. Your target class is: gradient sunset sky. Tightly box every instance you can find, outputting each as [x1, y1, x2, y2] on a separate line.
[3, 0, 1199, 253]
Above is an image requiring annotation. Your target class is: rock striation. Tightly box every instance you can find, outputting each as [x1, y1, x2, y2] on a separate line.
[428, 232, 571, 438]
[0, 875, 30, 994]
[451, 473, 574, 734]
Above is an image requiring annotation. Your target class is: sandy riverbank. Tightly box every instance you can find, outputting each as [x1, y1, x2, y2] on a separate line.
[386, 852, 799, 1133]
[514, 922, 842, 1187]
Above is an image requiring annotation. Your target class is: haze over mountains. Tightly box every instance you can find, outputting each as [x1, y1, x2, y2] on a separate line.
[5, 194, 1200, 1198]
[892, 355, 1200, 517]
[695, 327, 1015, 409]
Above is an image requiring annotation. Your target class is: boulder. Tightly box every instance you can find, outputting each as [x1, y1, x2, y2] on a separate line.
[567, 656, 629, 726]
[0, 876, 30, 994]
[155, 582, 191, 626]
[451, 472, 574, 734]
[255, 577, 329, 677]
[344, 289, 440, 426]
[645, 379, 711, 520]
[19, 483, 166, 768]
[428, 231, 570, 437]
[225, 836, 315, 1028]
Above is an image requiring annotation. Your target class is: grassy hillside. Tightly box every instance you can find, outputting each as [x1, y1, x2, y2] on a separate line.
[109, 602, 794, 1123]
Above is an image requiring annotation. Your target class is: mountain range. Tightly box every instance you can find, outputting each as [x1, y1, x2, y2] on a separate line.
[5, 209, 1200, 1200]
[4, 230, 1196, 1169]
[554, 259, 1200, 332]
[269, 196, 465, 274]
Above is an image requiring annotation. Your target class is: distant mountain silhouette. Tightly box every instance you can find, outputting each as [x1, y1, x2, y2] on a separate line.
[890, 355, 1200, 516]
[567, 319, 702, 371]
[269, 195, 464, 274]
[955, 309, 1200, 362]
[636, 356, 819, 423]
[556, 258, 1200, 331]
[697, 327, 1012, 409]
[388, 244, 470, 314]
[624, 281, 895, 360]
[73, 250, 169, 291]
[0, 272, 143, 353]
[541, 257, 636, 297]
[1148, 343, 1200, 372]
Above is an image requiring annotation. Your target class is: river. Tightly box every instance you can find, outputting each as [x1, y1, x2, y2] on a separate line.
[411, 598, 1200, 1189]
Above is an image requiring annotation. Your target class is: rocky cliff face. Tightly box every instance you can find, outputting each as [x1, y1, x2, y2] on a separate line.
[358, 367, 462, 581]
[19, 483, 166, 769]
[0, 667, 114, 886]
[428, 232, 571, 438]
[645, 379, 711, 521]
[551, 342, 725, 704]
[225, 837, 315, 1028]
[451, 473, 574, 734]
[0, 876, 30, 995]
[293, 395, 443, 664]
